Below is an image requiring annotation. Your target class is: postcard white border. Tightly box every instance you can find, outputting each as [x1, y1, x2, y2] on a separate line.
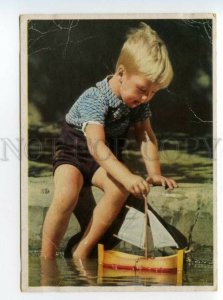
[1, 0, 223, 299]
[20, 12, 216, 292]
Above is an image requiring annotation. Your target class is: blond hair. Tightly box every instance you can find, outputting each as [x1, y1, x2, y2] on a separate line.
[116, 22, 173, 88]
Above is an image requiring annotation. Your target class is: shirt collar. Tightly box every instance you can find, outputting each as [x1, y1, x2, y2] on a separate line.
[96, 76, 123, 108]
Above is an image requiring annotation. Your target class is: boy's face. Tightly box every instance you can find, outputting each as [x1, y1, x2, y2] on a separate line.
[118, 71, 160, 108]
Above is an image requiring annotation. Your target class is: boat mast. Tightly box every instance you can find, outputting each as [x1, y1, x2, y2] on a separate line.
[143, 194, 149, 258]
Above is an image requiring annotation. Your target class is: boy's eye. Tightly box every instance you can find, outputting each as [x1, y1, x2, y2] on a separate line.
[138, 87, 146, 93]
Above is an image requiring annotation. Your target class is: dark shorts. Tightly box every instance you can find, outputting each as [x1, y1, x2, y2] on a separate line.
[53, 122, 126, 185]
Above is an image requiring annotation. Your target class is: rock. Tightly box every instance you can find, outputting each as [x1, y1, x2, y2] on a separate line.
[27, 176, 213, 251]
[28, 103, 42, 126]
[148, 183, 213, 248]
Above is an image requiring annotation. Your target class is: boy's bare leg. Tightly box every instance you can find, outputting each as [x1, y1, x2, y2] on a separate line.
[73, 167, 129, 259]
[41, 164, 84, 259]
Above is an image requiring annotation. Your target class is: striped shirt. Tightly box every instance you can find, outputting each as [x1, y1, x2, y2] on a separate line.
[66, 76, 152, 138]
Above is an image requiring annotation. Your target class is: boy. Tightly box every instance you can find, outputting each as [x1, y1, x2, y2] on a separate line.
[41, 22, 177, 261]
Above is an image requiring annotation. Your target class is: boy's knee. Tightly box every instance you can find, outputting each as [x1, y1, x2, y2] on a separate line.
[52, 189, 79, 215]
[104, 184, 129, 202]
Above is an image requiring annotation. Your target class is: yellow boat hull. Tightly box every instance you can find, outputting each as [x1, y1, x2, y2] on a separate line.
[98, 244, 184, 273]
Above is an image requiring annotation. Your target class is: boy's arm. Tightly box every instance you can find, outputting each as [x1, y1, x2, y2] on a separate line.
[134, 119, 177, 189]
[85, 124, 149, 197]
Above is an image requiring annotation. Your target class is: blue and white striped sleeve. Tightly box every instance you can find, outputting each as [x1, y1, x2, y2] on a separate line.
[78, 88, 108, 134]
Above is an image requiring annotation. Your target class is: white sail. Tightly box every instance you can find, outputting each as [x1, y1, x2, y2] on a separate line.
[147, 209, 179, 248]
[116, 207, 153, 250]
[116, 206, 180, 250]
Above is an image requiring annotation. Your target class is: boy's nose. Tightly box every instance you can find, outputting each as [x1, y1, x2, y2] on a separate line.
[141, 95, 148, 102]
[141, 90, 155, 103]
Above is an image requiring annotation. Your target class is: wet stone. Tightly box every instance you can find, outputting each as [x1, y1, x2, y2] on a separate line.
[27, 176, 213, 254]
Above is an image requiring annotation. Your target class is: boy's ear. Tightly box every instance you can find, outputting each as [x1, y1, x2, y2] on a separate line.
[117, 65, 125, 81]
[117, 65, 125, 76]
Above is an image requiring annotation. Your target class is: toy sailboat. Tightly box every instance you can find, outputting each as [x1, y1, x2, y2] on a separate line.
[98, 195, 188, 276]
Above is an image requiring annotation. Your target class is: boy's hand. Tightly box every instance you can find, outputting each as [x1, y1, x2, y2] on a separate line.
[123, 174, 150, 198]
[146, 175, 178, 190]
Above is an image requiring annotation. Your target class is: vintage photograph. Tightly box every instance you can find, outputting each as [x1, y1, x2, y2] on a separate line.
[20, 14, 215, 291]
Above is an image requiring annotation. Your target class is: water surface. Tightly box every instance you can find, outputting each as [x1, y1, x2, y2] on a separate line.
[29, 249, 213, 287]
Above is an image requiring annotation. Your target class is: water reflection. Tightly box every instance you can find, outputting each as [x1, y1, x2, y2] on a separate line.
[29, 252, 213, 287]
[36, 255, 100, 286]
[98, 265, 181, 286]
[66, 257, 99, 285]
